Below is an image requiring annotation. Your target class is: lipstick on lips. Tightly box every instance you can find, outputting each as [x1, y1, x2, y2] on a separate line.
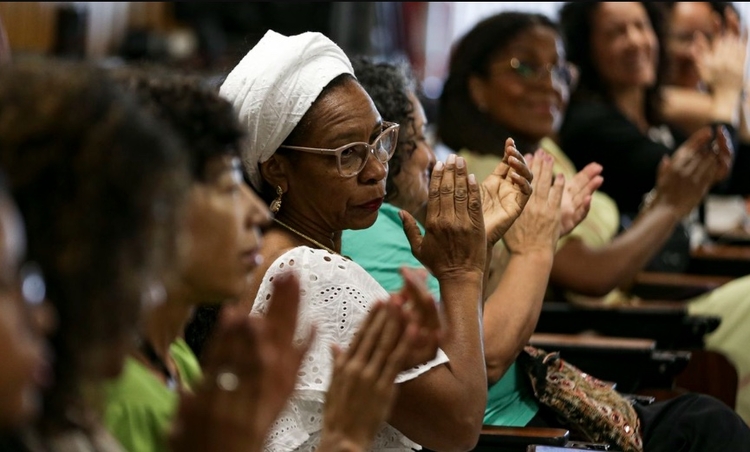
[359, 197, 384, 211]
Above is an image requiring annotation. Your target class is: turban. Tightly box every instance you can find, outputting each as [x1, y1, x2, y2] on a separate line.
[219, 30, 354, 190]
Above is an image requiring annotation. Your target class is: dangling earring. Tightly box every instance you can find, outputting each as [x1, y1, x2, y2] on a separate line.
[270, 185, 284, 213]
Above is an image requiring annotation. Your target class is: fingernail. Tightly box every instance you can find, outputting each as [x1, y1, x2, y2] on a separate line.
[447, 154, 456, 165]
[468, 173, 477, 185]
[456, 157, 465, 168]
[434, 161, 444, 171]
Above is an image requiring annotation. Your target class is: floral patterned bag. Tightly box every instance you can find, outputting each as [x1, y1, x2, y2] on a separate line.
[517, 345, 644, 452]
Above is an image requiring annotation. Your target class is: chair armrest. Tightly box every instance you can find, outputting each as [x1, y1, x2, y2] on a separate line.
[688, 243, 750, 277]
[478, 427, 609, 452]
[528, 446, 610, 452]
[477, 426, 569, 449]
[536, 301, 720, 349]
[630, 271, 733, 300]
[530, 332, 656, 353]
[528, 332, 678, 393]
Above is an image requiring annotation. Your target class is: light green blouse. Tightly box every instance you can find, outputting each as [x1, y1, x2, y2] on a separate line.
[102, 338, 202, 452]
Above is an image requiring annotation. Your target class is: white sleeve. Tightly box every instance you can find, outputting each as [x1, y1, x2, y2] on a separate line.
[251, 246, 448, 452]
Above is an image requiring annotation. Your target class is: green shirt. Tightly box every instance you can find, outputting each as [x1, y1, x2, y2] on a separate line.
[102, 338, 202, 452]
[342, 203, 440, 298]
[342, 202, 539, 427]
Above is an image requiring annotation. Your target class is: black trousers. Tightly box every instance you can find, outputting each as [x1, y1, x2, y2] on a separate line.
[527, 393, 750, 451]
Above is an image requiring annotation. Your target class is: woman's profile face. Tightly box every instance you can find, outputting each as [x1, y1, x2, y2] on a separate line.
[0, 197, 49, 428]
[666, 2, 722, 88]
[281, 78, 388, 232]
[390, 92, 436, 217]
[470, 24, 568, 143]
[590, 2, 658, 91]
[177, 156, 270, 303]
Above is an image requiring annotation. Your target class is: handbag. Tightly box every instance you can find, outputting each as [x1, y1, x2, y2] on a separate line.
[517, 345, 644, 452]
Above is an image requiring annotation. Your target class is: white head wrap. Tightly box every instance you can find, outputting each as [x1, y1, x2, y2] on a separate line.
[219, 30, 354, 190]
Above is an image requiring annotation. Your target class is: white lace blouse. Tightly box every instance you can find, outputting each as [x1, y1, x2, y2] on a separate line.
[251, 246, 449, 452]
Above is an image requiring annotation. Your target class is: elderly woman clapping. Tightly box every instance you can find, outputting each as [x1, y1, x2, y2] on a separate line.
[220, 30, 532, 452]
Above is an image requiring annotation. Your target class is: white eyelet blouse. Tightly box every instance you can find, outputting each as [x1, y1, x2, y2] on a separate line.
[251, 246, 449, 452]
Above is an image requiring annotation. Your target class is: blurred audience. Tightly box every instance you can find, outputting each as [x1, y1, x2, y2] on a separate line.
[345, 55, 565, 430]
[661, 1, 750, 195]
[439, 7, 750, 432]
[558, 2, 732, 221]
[0, 59, 189, 451]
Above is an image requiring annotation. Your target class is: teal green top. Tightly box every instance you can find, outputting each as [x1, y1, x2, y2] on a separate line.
[342, 203, 440, 298]
[342, 203, 539, 427]
[102, 338, 203, 452]
[484, 361, 540, 426]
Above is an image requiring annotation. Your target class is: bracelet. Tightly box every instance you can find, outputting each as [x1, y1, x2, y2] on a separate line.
[640, 188, 658, 212]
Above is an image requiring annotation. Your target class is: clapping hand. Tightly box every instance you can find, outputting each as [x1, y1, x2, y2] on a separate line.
[169, 273, 313, 452]
[480, 138, 533, 246]
[652, 126, 726, 218]
[318, 299, 417, 452]
[401, 153, 487, 278]
[391, 267, 443, 370]
[692, 27, 747, 114]
[503, 150, 565, 256]
[559, 161, 603, 236]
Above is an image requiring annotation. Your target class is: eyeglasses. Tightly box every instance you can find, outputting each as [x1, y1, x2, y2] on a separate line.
[669, 31, 714, 48]
[506, 58, 575, 87]
[279, 121, 400, 178]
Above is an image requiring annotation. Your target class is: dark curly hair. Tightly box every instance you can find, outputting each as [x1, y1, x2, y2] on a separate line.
[0, 59, 189, 432]
[107, 66, 251, 361]
[350, 56, 417, 203]
[437, 11, 560, 156]
[107, 66, 245, 181]
[559, 1, 669, 126]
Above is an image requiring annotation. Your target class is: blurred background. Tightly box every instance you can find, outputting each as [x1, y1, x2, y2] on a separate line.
[0, 2, 609, 119]
[1, 1, 747, 120]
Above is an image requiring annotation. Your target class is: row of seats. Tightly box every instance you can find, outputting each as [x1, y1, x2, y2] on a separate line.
[473, 245, 749, 450]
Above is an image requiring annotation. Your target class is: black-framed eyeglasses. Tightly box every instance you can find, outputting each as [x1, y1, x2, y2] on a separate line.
[669, 31, 715, 48]
[279, 121, 400, 178]
[506, 58, 576, 87]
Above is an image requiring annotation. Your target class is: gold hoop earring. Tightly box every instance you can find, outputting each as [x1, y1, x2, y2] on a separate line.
[270, 185, 284, 213]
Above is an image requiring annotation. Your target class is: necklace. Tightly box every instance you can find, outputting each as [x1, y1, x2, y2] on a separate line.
[273, 218, 349, 260]
[138, 338, 178, 391]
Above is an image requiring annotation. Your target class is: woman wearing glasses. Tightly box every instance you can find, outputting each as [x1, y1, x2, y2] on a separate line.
[555, 0, 750, 426]
[219, 30, 513, 452]
[343, 54, 574, 432]
[558, 2, 732, 220]
[437, 10, 750, 451]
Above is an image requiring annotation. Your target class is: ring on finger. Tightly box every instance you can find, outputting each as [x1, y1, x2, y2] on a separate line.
[216, 370, 240, 392]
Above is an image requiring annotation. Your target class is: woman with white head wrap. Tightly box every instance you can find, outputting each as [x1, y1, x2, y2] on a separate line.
[220, 30, 524, 452]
